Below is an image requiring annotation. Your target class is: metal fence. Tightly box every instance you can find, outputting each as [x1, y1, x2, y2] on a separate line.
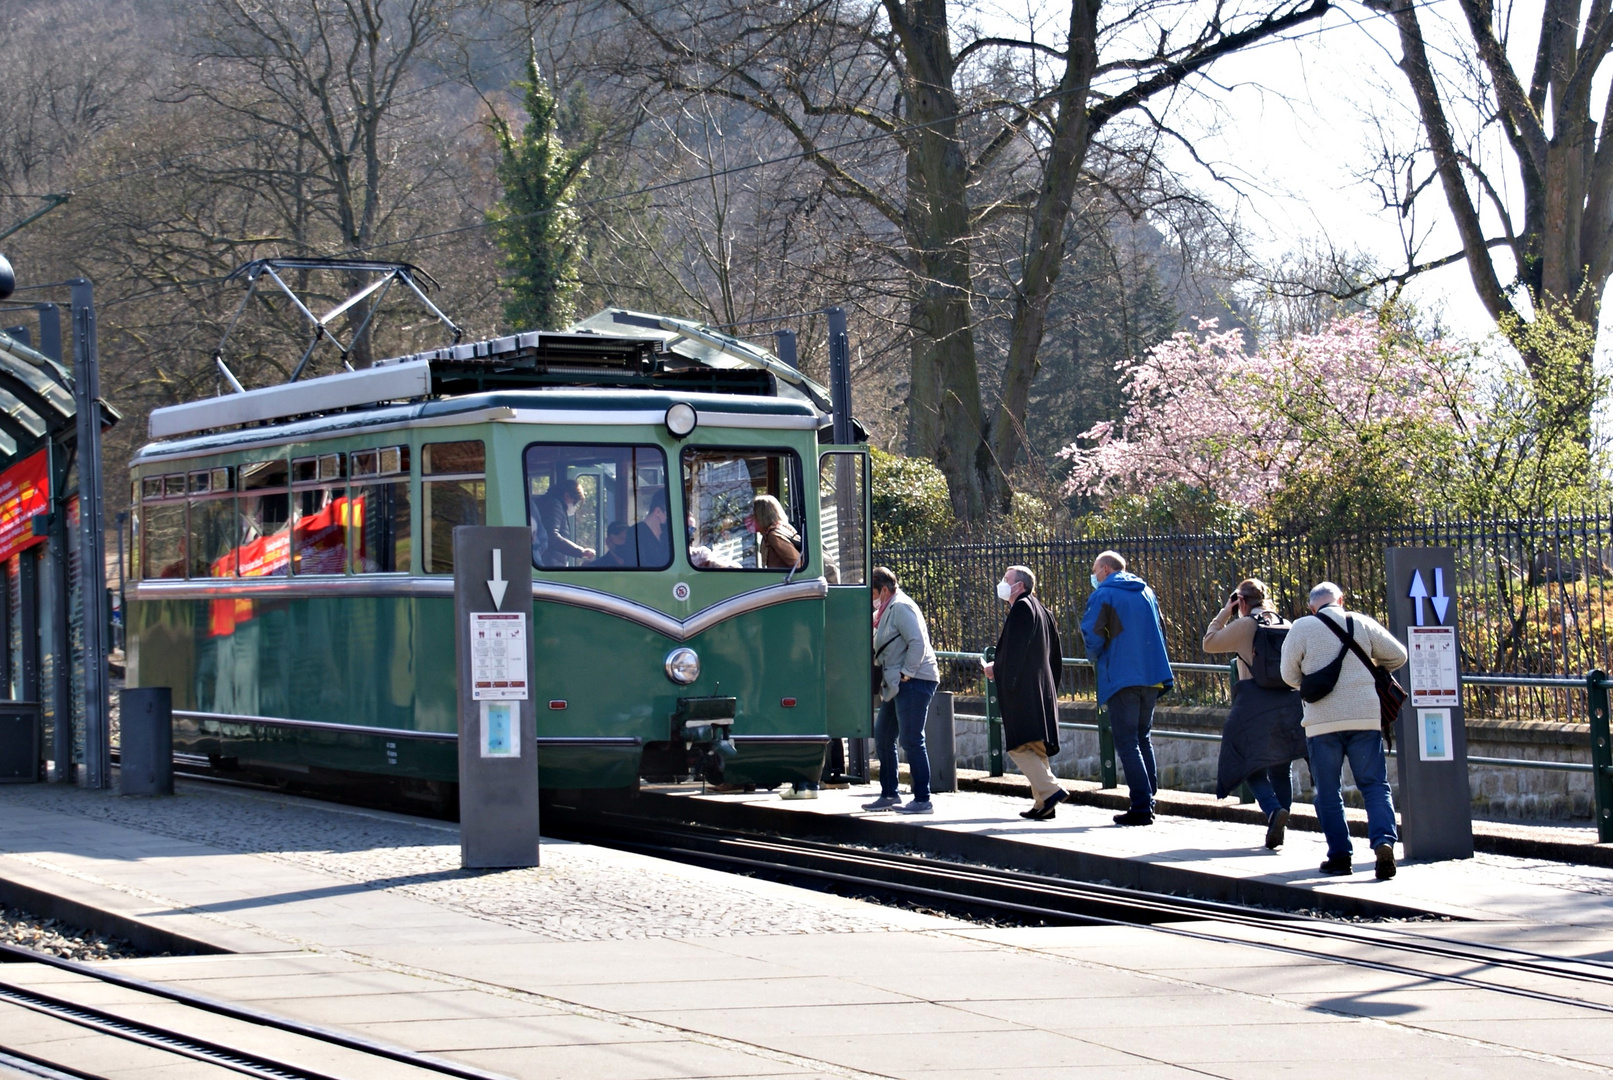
[878, 509, 1613, 724]
[937, 649, 1613, 843]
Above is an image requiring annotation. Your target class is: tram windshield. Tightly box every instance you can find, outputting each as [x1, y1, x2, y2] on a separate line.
[681, 449, 806, 572]
[524, 444, 671, 570]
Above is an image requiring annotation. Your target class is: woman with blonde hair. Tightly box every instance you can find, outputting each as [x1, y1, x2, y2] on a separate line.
[753, 494, 802, 569]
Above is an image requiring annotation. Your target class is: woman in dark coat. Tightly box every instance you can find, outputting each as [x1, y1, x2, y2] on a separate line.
[984, 566, 1065, 820]
[1203, 578, 1307, 849]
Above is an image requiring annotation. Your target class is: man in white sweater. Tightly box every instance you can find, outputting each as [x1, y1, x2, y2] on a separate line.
[1279, 582, 1409, 879]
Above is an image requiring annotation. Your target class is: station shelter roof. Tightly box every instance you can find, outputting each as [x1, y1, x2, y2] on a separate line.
[0, 328, 117, 473]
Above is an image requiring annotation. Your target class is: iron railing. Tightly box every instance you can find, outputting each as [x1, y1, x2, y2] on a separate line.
[934, 650, 1613, 843]
[880, 510, 1613, 724]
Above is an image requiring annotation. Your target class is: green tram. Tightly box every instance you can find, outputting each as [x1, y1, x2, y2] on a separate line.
[125, 310, 871, 805]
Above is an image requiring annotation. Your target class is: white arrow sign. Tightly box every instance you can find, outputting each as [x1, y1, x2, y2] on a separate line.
[487, 548, 508, 611]
[1408, 569, 1428, 627]
[1430, 567, 1450, 624]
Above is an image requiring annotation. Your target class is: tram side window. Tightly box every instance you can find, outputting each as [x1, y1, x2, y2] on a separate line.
[141, 475, 186, 579]
[291, 453, 349, 574]
[187, 467, 236, 578]
[237, 459, 291, 577]
[681, 449, 807, 572]
[523, 444, 670, 570]
[423, 440, 485, 574]
[350, 446, 411, 573]
[817, 454, 865, 585]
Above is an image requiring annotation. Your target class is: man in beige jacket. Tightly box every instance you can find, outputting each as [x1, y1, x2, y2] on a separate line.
[1279, 582, 1408, 879]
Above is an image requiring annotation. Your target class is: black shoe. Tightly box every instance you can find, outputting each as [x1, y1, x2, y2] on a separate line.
[1264, 808, 1290, 850]
[1374, 843, 1397, 880]
[1319, 854, 1353, 875]
[1112, 810, 1154, 826]
[1019, 806, 1042, 819]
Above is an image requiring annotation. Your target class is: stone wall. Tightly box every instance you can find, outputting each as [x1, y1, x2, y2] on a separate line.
[943, 696, 1596, 821]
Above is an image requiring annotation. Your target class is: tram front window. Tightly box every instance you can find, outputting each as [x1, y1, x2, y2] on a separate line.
[524, 444, 670, 570]
[681, 449, 806, 572]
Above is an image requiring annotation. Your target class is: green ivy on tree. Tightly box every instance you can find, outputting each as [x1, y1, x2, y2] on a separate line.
[487, 49, 591, 331]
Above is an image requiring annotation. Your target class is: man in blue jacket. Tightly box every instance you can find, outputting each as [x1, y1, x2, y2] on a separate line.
[1081, 550, 1174, 825]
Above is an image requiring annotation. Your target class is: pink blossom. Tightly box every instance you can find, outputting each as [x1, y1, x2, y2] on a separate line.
[1057, 315, 1461, 506]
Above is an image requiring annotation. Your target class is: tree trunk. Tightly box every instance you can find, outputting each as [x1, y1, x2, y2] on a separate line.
[983, 0, 1100, 512]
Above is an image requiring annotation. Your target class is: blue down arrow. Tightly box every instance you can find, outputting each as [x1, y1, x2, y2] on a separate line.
[1431, 567, 1450, 624]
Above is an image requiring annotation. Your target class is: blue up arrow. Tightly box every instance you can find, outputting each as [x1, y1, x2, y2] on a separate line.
[1409, 569, 1428, 627]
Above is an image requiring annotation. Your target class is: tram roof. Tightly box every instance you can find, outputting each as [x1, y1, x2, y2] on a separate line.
[0, 328, 118, 474]
[147, 308, 839, 445]
[133, 386, 823, 465]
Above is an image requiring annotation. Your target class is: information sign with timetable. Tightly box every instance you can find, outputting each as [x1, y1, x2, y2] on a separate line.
[1407, 624, 1459, 707]
[469, 612, 529, 700]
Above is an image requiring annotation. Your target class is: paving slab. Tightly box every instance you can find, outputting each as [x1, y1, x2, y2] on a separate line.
[3, 781, 1613, 1080]
[646, 786, 1613, 924]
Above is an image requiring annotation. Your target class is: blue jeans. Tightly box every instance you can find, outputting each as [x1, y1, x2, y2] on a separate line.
[1307, 730, 1398, 858]
[875, 678, 936, 801]
[1246, 763, 1294, 818]
[1107, 686, 1160, 813]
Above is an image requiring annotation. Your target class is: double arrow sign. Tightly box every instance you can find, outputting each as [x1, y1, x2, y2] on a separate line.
[1408, 567, 1450, 627]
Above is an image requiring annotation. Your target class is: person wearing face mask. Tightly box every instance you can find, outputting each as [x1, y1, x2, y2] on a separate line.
[865, 566, 939, 814]
[1080, 550, 1174, 825]
[982, 565, 1065, 820]
[530, 478, 596, 568]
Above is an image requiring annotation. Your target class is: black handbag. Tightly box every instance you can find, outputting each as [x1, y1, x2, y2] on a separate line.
[1313, 612, 1409, 750]
[1299, 616, 1352, 704]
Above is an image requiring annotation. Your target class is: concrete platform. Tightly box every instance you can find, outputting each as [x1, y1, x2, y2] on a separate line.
[647, 784, 1613, 923]
[2, 780, 1612, 1079]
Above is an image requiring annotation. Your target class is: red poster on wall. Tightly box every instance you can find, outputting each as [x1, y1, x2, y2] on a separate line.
[0, 450, 48, 563]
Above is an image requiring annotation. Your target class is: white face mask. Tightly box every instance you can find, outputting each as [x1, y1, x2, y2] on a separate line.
[996, 579, 1014, 602]
[566, 501, 579, 517]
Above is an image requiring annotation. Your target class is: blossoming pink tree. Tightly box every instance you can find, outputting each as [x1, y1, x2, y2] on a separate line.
[1058, 315, 1466, 514]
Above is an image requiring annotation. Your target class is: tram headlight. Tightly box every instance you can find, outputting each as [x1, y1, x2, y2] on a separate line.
[665, 402, 698, 439]
[664, 647, 701, 684]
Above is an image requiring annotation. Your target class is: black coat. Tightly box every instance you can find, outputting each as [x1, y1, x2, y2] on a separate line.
[994, 593, 1062, 755]
[1215, 678, 1307, 798]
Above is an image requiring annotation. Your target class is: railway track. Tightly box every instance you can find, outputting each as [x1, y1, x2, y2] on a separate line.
[544, 809, 1613, 1015]
[0, 941, 511, 1080]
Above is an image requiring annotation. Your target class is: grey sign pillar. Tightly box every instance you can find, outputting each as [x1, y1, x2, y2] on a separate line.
[454, 526, 540, 869]
[1384, 547, 1473, 861]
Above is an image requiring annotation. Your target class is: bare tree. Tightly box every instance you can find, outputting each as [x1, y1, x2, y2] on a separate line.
[584, 0, 1329, 518]
[1366, 0, 1613, 415]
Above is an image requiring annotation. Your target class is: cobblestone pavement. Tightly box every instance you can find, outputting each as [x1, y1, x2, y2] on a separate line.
[0, 783, 929, 941]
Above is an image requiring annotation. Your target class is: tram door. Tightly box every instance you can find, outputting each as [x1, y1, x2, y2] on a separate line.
[818, 450, 871, 741]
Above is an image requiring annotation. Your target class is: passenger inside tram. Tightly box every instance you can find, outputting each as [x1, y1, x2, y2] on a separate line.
[585, 521, 633, 567]
[628, 488, 672, 569]
[530, 477, 596, 568]
[753, 494, 803, 570]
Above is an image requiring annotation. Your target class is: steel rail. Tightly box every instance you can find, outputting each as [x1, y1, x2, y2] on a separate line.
[552, 813, 1613, 1015]
[0, 942, 511, 1080]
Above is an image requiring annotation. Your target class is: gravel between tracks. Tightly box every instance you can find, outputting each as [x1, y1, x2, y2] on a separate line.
[1, 903, 145, 961]
[0, 783, 936, 941]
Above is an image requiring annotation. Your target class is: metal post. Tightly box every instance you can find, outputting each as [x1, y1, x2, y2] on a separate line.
[773, 329, 798, 370]
[825, 307, 853, 445]
[983, 645, 1003, 776]
[46, 440, 70, 782]
[36, 304, 61, 364]
[926, 690, 956, 792]
[1097, 705, 1117, 789]
[1588, 669, 1613, 844]
[69, 280, 109, 790]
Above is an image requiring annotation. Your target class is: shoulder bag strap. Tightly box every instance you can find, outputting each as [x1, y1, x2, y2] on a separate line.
[1316, 612, 1377, 674]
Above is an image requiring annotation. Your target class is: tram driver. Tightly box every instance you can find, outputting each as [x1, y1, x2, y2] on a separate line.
[531, 477, 596, 568]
